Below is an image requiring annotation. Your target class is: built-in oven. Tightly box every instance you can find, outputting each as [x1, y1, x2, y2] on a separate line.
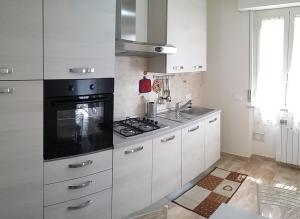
[44, 78, 114, 160]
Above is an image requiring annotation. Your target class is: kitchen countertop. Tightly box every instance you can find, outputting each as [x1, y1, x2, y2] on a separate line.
[113, 108, 221, 149]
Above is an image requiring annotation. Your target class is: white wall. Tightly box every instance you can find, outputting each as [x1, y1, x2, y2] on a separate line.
[204, 0, 253, 157]
[239, 0, 300, 11]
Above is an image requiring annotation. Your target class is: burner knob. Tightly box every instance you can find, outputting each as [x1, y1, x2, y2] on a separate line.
[146, 119, 150, 122]
[142, 117, 146, 121]
[151, 120, 154, 123]
[154, 121, 158, 125]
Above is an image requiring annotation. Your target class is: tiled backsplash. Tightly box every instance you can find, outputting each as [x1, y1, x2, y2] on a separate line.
[114, 57, 204, 119]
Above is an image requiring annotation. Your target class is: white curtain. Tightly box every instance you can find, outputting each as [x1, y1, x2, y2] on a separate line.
[253, 18, 286, 124]
[286, 17, 300, 129]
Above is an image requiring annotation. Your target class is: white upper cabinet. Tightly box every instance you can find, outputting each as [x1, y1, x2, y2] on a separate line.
[148, 0, 207, 73]
[0, 0, 43, 80]
[204, 113, 221, 168]
[182, 121, 205, 185]
[44, 0, 115, 79]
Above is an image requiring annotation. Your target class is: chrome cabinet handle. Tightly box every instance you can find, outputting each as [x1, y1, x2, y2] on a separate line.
[0, 67, 13, 74]
[173, 66, 184, 70]
[125, 146, 143, 155]
[161, 135, 175, 143]
[188, 125, 200, 133]
[69, 67, 95, 74]
[68, 160, 93, 168]
[68, 180, 93, 190]
[194, 65, 203, 70]
[67, 200, 92, 210]
[209, 118, 217, 123]
[0, 88, 13, 94]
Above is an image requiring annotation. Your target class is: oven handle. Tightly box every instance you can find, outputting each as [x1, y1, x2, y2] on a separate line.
[52, 97, 110, 106]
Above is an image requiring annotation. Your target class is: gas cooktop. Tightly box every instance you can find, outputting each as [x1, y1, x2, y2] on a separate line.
[113, 117, 169, 138]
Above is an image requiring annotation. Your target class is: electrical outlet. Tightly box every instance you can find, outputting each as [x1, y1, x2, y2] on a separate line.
[185, 94, 192, 100]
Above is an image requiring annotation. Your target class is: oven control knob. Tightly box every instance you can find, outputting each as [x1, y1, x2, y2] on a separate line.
[68, 85, 74, 92]
[90, 84, 95, 90]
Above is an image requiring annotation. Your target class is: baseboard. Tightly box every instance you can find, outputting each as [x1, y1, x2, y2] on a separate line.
[221, 152, 250, 161]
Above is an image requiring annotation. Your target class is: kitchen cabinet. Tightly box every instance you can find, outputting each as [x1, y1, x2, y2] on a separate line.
[148, 0, 207, 73]
[44, 189, 112, 219]
[182, 121, 205, 185]
[204, 113, 221, 168]
[112, 140, 152, 219]
[152, 130, 182, 202]
[0, 0, 43, 80]
[44, 0, 115, 79]
[0, 81, 43, 219]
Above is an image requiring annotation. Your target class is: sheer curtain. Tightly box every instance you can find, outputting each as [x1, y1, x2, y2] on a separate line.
[286, 16, 300, 129]
[253, 18, 286, 124]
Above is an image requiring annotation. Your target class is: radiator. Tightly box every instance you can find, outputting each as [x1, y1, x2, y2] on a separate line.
[276, 120, 300, 165]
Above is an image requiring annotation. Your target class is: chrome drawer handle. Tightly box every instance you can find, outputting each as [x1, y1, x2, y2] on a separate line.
[209, 118, 217, 123]
[69, 67, 95, 74]
[173, 66, 184, 70]
[161, 135, 175, 143]
[67, 200, 92, 210]
[0, 88, 13, 94]
[68, 181, 93, 190]
[68, 160, 93, 168]
[0, 67, 13, 74]
[125, 146, 143, 155]
[194, 65, 203, 69]
[188, 125, 199, 133]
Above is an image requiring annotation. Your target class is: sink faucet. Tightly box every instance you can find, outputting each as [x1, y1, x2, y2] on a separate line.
[175, 100, 192, 113]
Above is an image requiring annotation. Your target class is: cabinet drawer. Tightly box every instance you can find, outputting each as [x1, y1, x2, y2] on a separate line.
[45, 170, 112, 206]
[44, 150, 112, 184]
[44, 189, 112, 219]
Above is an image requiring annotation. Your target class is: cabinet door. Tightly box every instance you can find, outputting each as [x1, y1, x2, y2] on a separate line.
[113, 140, 152, 219]
[0, 0, 43, 80]
[0, 81, 43, 219]
[44, 0, 115, 79]
[205, 114, 221, 168]
[182, 121, 205, 185]
[166, 0, 190, 73]
[152, 130, 182, 202]
[186, 0, 207, 72]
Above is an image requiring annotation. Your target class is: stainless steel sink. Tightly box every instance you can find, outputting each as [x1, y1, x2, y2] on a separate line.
[157, 107, 214, 123]
[180, 107, 214, 116]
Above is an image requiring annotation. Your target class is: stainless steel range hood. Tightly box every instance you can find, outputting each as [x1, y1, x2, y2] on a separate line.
[116, 0, 177, 57]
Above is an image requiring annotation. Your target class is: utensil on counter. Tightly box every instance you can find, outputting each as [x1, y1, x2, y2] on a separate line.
[146, 101, 157, 118]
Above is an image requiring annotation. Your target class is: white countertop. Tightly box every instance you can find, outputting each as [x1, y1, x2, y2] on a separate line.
[113, 109, 221, 149]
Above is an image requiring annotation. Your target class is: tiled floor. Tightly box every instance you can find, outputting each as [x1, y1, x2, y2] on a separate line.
[139, 154, 300, 219]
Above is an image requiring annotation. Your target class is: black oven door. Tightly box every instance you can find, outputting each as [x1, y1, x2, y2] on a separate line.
[44, 94, 113, 160]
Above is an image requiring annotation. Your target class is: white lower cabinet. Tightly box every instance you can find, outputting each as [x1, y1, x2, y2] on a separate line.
[182, 122, 205, 185]
[44, 189, 112, 219]
[152, 130, 182, 203]
[112, 140, 152, 219]
[204, 113, 221, 168]
[0, 81, 43, 219]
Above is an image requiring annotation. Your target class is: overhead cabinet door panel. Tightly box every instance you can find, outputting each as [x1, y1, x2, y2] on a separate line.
[44, 0, 115, 79]
[0, 0, 43, 80]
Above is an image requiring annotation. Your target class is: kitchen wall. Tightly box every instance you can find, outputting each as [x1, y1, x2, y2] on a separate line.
[203, 0, 253, 157]
[114, 56, 204, 119]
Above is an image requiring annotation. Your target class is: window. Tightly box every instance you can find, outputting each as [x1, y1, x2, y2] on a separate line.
[253, 7, 300, 127]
